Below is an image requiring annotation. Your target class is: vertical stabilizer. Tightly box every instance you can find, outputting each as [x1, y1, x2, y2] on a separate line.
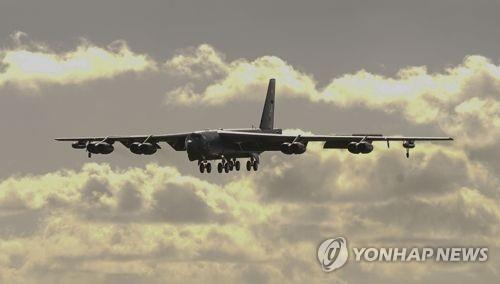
[259, 79, 275, 130]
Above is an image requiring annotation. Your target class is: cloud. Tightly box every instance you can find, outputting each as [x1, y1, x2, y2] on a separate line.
[0, 32, 156, 90]
[0, 42, 499, 282]
[164, 44, 316, 105]
[164, 45, 500, 150]
[1, 142, 499, 283]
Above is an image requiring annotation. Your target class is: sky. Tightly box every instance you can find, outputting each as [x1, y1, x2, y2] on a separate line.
[0, 0, 499, 283]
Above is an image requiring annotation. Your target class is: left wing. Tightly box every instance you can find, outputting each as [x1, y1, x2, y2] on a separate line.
[217, 130, 453, 157]
[217, 130, 453, 144]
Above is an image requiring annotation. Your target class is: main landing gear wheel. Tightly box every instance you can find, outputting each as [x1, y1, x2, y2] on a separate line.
[224, 162, 230, 173]
[217, 162, 223, 173]
[252, 162, 258, 171]
[246, 159, 258, 171]
[235, 160, 240, 171]
[206, 162, 212, 173]
[199, 163, 205, 173]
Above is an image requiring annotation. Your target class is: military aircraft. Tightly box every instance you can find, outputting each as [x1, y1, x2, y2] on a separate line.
[56, 79, 453, 173]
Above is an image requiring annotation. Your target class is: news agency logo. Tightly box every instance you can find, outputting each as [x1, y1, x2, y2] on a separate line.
[317, 237, 349, 272]
[317, 236, 489, 273]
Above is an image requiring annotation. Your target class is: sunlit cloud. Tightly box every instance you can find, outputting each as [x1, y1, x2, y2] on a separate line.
[165, 45, 500, 150]
[0, 32, 157, 90]
[0, 139, 499, 283]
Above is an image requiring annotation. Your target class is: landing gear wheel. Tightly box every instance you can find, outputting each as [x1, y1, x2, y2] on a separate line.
[199, 163, 205, 173]
[217, 162, 223, 173]
[206, 163, 212, 173]
[224, 163, 230, 173]
[235, 160, 240, 171]
[228, 161, 234, 171]
[246, 160, 252, 171]
[252, 162, 258, 171]
[88, 152, 91, 158]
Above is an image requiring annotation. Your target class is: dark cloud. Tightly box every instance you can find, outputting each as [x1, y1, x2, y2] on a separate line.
[255, 152, 342, 202]
[0, 209, 44, 237]
[151, 183, 218, 223]
[117, 182, 143, 212]
[241, 265, 270, 284]
[81, 177, 113, 204]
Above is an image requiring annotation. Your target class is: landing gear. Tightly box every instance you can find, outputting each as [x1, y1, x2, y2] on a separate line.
[198, 161, 211, 173]
[246, 159, 258, 171]
[252, 162, 258, 171]
[204, 158, 247, 173]
[88, 152, 91, 158]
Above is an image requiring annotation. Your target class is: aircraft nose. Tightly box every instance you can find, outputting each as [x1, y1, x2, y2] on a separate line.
[185, 139, 194, 151]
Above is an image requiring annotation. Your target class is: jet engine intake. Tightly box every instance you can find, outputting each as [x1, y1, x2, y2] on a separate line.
[72, 141, 86, 149]
[87, 142, 114, 154]
[130, 142, 157, 155]
[139, 143, 157, 155]
[280, 142, 306, 154]
[347, 141, 373, 154]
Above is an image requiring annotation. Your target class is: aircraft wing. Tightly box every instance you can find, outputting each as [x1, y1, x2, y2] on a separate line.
[217, 130, 453, 149]
[55, 132, 190, 151]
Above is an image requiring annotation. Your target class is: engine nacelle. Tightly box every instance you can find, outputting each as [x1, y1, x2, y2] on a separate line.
[130, 142, 142, 154]
[130, 142, 157, 155]
[347, 142, 360, 154]
[87, 142, 114, 154]
[96, 142, 114, 154]
[357, 141, 374, 154]
[290, 142, 307, 154]
[280, 142, 294, 154]
[347, 141, 373, 154]
[72, 141, 86, 149]
[86, 143, 99, 154]
[280, 142, 306, 154]
[139, 143, 157, 155]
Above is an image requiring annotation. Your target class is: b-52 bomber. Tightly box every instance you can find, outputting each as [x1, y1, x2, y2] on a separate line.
[56, 79, 453, 173]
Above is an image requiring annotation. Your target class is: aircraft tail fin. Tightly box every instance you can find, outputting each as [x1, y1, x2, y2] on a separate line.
[259, 79, 275, 130]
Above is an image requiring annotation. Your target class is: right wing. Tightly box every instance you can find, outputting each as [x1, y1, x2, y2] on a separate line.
[55, 132, 190, 151]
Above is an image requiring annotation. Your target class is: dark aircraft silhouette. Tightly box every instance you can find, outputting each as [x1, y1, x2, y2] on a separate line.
[56, 79, 453, 173]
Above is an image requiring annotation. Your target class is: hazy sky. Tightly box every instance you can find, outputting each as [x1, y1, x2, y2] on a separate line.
[0, 1, 499, 283]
